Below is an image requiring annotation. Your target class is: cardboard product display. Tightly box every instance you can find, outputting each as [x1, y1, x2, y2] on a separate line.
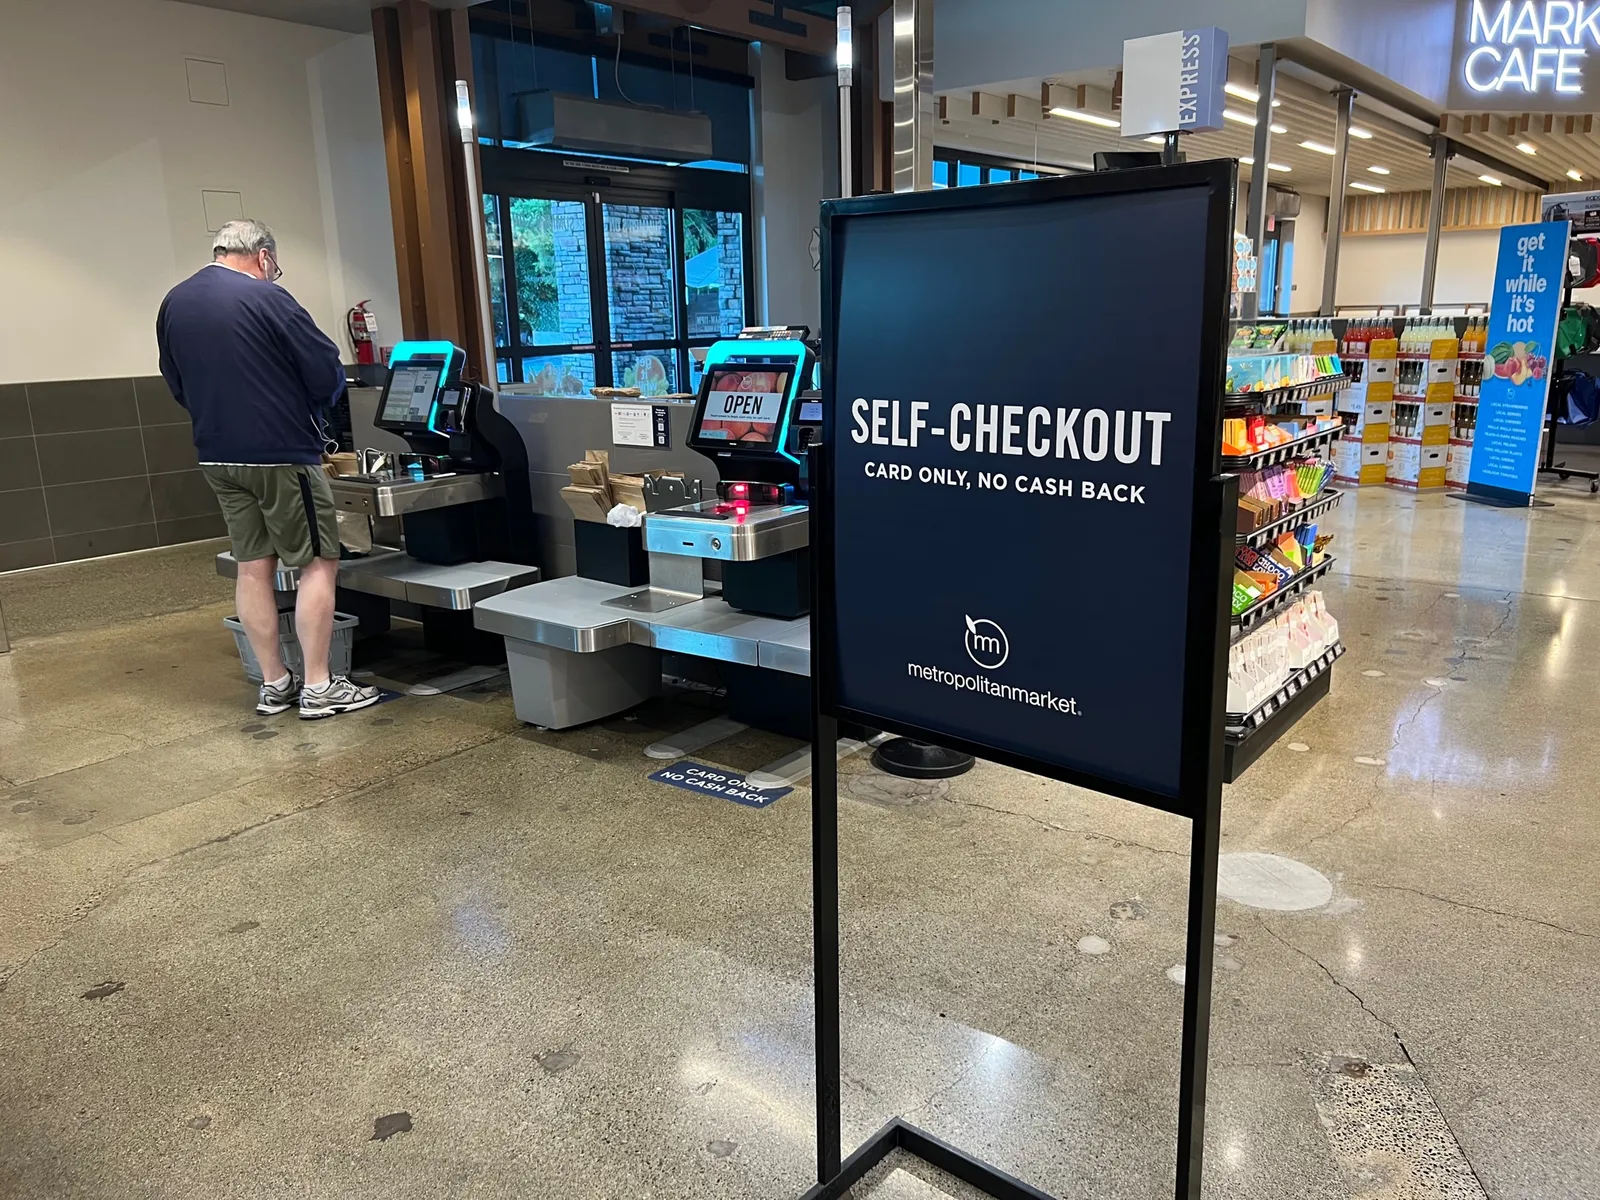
[1446, 439, 1473, 490]
[1335, 338, 1394, 486]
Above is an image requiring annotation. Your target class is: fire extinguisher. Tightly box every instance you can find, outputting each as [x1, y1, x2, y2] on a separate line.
[347, 301, 378, 365]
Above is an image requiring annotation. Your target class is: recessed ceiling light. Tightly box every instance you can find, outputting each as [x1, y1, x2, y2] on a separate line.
[1569, 168, 1585, 181]
[1351, 181, 1385, 193]
[1270, 123, 1288, 134]
[1047, 106, 1120, 129]
[1367, 165, 1391, 175]
[1516, 141, 1538, 155]
[1350, 126, 1373, 139]
[1480, 174, 1502, 186]
[1223, 108, 1257, 126]
[1223, 82, 1281, 107]
[1301, 140, 1337, 155]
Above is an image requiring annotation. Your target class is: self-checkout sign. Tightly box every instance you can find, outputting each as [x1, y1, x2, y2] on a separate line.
[648, 761, 790, 807]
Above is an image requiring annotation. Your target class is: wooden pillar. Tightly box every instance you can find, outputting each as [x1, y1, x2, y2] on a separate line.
[372, 2, 491, 374]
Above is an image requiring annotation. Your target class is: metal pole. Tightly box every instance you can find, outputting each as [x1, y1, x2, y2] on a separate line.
[811, 709, 842, 1184]
[456, 79, 498, 381]
[837, 6, 854, 198]
[0, 598, 9, 655]
[1322, 88, 1353, 316]
[1419, 135, 1452, 315]
[1242, 44, 1278, 321]
[1163, 132, 1180, 166]
[891, 0, 933, 192]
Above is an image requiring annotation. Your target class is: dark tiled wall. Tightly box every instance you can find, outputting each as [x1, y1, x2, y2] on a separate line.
[0, 377, 225, 573]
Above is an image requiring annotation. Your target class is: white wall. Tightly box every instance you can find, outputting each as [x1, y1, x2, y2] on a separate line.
[1334, 230, 1501, 309]
[752, 46, 836, 333]
[0, 0, 398, 383]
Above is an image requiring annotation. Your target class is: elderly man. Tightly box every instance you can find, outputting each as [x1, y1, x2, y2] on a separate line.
[156, 218, 379, 719]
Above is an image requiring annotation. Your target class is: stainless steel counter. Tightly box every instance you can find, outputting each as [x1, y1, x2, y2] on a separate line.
[474, 576, 810, 674]
[643, 502, 808, 561]
[215, 551, 539, 611]
[328, 471, 503, 518]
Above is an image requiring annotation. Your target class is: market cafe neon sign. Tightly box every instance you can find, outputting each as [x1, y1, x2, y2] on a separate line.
[1463, 1, 1598, 95]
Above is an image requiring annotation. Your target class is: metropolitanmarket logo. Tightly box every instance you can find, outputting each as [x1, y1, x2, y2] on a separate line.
[963, 615, 1009, 670]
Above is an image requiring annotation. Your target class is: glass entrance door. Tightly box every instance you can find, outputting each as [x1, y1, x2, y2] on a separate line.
[484, 172, 750, 396]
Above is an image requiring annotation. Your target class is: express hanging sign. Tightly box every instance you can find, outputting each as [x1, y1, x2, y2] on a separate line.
[1451, 0, 1600, 108]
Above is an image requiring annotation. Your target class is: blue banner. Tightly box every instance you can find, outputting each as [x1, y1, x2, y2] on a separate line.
[1466, 221, 1569, 504]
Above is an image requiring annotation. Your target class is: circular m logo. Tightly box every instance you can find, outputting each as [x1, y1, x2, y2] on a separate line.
[963, 615, 1009, 670]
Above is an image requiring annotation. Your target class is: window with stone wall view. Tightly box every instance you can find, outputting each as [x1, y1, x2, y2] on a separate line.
[684, 209, 744, 340]
[512, 196, 594, 347]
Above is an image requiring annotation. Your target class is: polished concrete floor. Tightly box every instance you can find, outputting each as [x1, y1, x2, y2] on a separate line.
[0, 483, 1597, 1199]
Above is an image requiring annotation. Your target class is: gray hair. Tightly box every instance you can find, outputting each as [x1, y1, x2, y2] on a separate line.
[212, 218, 276, 258]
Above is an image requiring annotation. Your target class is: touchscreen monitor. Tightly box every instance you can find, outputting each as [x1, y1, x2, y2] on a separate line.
[379, 360, 444, 428]
[696, 365, 793, 448]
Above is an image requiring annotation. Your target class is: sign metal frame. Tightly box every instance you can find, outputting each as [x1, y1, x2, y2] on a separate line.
[803, 161, 1239, 1200]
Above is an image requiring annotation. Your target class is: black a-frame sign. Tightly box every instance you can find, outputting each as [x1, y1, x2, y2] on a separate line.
[805, 160, 1239, 1199]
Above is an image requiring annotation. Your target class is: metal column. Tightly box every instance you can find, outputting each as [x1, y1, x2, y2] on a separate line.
[890, 0, 933, 193]
[1242, 44, 1278, 320]
[455, 79, 497, 379]
[1419, 135, 1453, 315]
[837, 6, 854, 199]
[1322, 88, 1353, 315]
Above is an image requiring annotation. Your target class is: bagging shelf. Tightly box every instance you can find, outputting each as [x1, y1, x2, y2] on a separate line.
[1231, 557, 1335, 642]
[1224, 374, 1352, 409]
[1222, 425, 1343, 470]
[1225, 643, 1345, 733]
[1236, 489, 1343, 548]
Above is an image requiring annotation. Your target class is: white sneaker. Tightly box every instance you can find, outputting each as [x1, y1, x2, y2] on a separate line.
[298, 675, 381, 719]
[257, 674, 300, 716]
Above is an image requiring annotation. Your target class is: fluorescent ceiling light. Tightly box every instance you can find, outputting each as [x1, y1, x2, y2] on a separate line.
[1367, 165, 1391, 175]
[1223, 108, 1256, 126]
[1047, 106, 1120, 128]
[1223, 82, 1281, 107]
[1143, 136, 1166, 145]
[1240, 157, 1291, 172]
[1569, 168, 1585, 181]
[1480, 174, 1502, 186]
[1300, 140, 1337, 156]
[1350, 126, 1373, 139]
[1271, 123, 1288, 134]
[1350, 181, 1385, 193]
[1516, 141, 1537, 155]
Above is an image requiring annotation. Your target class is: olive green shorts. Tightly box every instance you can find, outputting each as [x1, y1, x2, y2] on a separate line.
[202, 464, 340, 568]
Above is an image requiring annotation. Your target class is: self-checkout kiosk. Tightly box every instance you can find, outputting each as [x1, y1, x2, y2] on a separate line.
[474, 329, 825, 762]
[641, 335, 819, 619]
[215, 341, 540, 659]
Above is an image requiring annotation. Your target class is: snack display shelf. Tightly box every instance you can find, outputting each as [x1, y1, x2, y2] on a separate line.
[1225, 643, 1345, 733]
[1236, 489, 1343, 548]
[1224, 374, 1351, 408]
[1222, 425, 1343, 470]
[1231, 557, 1335, 642]
[1222, 659, 1337, 782]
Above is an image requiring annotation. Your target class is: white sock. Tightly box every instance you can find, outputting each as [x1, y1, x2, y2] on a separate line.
[265, 672, 291, 689]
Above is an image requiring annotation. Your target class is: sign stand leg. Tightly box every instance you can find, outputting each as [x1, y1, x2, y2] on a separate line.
[1174, 801, 1222, 1196]
[812, 710, 843, 1184]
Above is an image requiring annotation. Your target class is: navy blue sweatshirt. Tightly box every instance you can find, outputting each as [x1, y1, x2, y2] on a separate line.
[156, 263, 346, 465]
